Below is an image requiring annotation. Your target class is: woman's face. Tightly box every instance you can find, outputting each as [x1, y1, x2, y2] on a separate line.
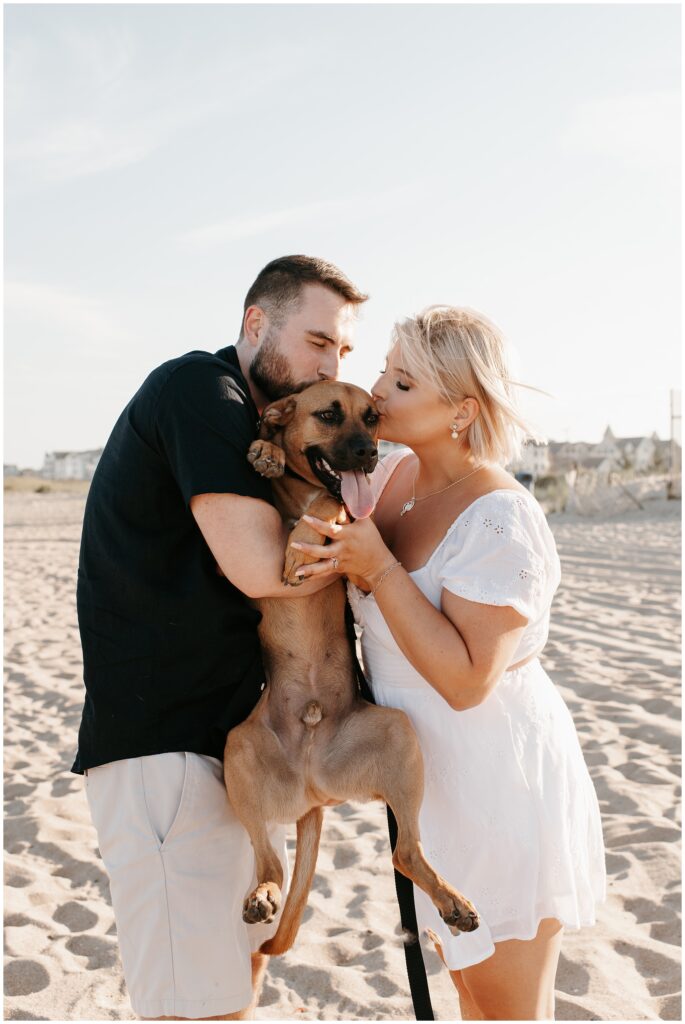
[370, 343, 453, 446]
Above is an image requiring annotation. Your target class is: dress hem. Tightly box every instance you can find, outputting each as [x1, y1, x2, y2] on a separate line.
[431, 906, 604, 972]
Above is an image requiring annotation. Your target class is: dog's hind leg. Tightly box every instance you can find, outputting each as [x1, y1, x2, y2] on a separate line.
[259, 806, 323, 956]
[240, 821, 284, 926]
[323, 703, 480, 935]
[223, 723, 287, 926]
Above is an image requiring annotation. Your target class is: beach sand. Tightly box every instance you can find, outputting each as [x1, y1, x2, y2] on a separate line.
[3, 489, 681, 1021]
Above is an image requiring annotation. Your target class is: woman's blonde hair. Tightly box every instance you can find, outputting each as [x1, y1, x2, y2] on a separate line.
[393, 305, 533, 466]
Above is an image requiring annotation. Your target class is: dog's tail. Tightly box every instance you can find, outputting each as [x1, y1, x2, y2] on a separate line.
[259, 806, 324, 956]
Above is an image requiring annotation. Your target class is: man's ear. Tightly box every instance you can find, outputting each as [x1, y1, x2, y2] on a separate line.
[258, 396, 297, 441]
[243, 305, 267, 347]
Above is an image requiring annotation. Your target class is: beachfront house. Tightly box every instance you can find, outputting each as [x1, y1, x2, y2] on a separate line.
[511, 441, 551, 478]
[42, 449, 103, 481]
[547, 441, 594, 472]
[591, 428, 665, 475]
[511, 427, 677, 481]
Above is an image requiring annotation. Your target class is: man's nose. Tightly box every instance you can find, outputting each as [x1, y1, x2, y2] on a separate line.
[318, 349, 341, 382]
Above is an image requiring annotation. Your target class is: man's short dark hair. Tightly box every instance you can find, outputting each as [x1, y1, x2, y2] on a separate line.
[240, 255, 368, 336]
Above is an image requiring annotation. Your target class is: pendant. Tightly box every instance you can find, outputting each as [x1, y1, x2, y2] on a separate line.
[400, 499, 415, 516]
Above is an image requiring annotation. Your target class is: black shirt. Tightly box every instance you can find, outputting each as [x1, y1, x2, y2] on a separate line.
[72, 346, 273, 774]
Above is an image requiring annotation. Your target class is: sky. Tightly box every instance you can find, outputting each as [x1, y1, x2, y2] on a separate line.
[4, 2, 681, 469]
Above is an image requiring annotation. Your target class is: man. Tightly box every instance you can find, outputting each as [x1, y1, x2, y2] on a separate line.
[73, 255, 368, 1020]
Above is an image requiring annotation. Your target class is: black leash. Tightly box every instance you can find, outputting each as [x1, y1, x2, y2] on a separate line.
[344, 599, 435, 1021]
[386, 807, 435, 1021]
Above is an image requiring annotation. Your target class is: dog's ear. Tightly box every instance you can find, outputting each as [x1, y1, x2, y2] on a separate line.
[258, 396, 297, 441]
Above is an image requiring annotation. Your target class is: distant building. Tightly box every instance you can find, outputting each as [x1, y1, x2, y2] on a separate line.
[511, 441, 551, 478]
[589, 427, 668, 475]
[42, 449, 103, 481]
[511, 426, 680, 480]
[547, 441, 594, 472]
[3, 464, 20, 477]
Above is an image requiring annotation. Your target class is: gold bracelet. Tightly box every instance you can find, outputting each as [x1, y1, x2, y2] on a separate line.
[371, 560, 402, 596]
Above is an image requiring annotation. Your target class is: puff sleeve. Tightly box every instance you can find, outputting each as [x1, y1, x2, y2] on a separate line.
[437, 492, 558, 623]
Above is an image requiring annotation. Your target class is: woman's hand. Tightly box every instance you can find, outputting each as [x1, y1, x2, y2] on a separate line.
[290, 515, 397, 588]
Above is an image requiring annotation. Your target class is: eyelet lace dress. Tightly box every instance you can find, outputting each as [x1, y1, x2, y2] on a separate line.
[347, 449, 606, 970]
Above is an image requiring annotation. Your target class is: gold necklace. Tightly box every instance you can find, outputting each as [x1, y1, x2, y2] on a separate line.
[400, 464, 485, 516]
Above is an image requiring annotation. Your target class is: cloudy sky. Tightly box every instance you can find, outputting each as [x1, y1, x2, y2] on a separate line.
[4, 2, 680, 468]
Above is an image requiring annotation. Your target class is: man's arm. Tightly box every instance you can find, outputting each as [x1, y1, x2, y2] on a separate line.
[190, 492, 337, 599]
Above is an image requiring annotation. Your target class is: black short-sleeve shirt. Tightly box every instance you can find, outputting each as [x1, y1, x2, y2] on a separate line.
[72, 346, 273, 774]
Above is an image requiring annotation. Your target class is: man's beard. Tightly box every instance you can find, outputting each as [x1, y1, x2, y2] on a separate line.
[250, 330, 308, 401]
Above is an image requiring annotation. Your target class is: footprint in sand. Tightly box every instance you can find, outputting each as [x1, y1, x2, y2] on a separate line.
[52, 901, 98, 932]
[4, 783, 34, 800]
[326, 825, 346, 842]
[557, 951, 591, 997]
[554, 995, 595, 1021]
[50, 777, 81, 798]
[605, 851, 631, 876]
[367, 973, 400, 997]
[64, 934, 118, 970]
[333, 844, 359, 869]
[614, 939, 681, 998]
[3, 959, 50, 996]
[5, 866, 35, 889]
[311, 873, 332, 898]
[346, 883, 369, 919]
[361, 930, 383, 951]
[650, 920, 681, 946]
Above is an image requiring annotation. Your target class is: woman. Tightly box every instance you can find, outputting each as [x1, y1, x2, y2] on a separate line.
[290, 306, 606, 1021]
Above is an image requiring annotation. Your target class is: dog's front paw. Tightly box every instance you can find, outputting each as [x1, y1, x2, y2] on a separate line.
[282, 543, 316, 587]
[281, 520, 327, 586]
[247, 440, 285, 478]
[243, 883, 282, 924]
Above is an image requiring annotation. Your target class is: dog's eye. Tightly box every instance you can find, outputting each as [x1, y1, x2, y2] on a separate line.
[365, 412, 380, 425]
[316, 410, 337, 422]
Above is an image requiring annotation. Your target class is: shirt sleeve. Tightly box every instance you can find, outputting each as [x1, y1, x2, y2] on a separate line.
[437, 494, 551, 622]
[154, 360, 273, 507]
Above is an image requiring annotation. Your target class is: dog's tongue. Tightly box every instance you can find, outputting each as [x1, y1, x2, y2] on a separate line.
[340, 470, 375, 520]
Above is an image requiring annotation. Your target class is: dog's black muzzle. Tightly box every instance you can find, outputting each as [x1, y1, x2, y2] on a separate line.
[305, 438, 378, 500]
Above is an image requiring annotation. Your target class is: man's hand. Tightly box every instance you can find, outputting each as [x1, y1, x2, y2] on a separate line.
[190, 492, 338, 599]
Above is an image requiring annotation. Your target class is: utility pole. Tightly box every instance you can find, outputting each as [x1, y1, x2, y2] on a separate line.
[669, 390, 682, 498]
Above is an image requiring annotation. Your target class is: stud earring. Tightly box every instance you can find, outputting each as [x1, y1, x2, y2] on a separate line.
[450, 422, 459, 440]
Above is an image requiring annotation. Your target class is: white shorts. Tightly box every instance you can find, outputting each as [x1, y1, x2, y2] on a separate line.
[85, 751, 288, 1019]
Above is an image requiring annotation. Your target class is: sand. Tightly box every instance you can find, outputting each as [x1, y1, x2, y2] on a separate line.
[3, 488, 681, 1021]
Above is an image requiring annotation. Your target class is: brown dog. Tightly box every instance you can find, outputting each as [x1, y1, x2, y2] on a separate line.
[224, 380, 479, 962]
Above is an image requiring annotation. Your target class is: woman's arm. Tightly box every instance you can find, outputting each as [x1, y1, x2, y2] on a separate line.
[371, 566, 526, 709]
[291, 515, 526, 709]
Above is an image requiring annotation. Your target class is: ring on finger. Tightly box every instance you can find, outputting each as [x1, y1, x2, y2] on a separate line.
[332, 557, 339, 570]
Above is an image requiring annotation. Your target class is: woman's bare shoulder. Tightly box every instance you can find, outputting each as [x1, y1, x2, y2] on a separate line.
[470, 466, 530, 501]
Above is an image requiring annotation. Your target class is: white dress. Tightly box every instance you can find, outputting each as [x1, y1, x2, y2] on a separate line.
[347, 449, 606, 970]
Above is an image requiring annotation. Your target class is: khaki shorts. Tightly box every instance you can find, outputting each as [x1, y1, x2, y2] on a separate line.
[85, 752, 288, 1019]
